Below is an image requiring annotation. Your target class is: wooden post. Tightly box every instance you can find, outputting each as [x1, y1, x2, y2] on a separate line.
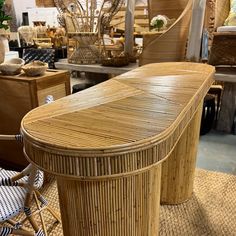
[186, 0, 207, 62]
[124, 0, 135, 56]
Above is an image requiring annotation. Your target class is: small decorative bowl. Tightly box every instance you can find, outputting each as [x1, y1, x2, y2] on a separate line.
[0, 58, 25, 75]
[22, 61, 48, 77]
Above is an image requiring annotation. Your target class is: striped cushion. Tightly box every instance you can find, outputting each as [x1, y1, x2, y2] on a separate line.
[0, 167, 44, 222]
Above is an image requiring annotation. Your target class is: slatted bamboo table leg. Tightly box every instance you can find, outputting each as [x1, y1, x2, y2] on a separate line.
[56, 165, 162, 236]
[161, 102, 203, 204]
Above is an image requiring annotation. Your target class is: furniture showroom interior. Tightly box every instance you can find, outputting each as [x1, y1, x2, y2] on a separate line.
[0, 0, 236, 235]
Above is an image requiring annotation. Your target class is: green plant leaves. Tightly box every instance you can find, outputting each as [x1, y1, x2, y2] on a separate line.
[0, 0, 11, 30]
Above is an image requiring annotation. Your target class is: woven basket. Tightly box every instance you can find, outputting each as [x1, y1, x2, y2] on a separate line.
[209, 33, 236, 65]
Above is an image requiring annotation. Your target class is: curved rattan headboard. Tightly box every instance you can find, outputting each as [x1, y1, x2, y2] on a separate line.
[140, 0, 193, 65]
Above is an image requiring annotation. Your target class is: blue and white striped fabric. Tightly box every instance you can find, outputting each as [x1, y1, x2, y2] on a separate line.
[0, 227, 13, 236]
[0, 167, 44, 222]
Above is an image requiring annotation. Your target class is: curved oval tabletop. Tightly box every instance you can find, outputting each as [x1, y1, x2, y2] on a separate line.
[21, 62, 214, 178]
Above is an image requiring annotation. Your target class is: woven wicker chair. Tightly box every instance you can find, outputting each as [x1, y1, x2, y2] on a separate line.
[54, 0, 124, 64]
[0, 96, 60, 236]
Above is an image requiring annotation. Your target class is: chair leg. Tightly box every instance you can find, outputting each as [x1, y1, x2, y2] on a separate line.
[11, 229, 34, 236]
[0, 227, 34, 236]
[24, 194, 44, 235]
[33, 192, 48, 236]
[45, 206, 61, 224]
[6, 219, 29, 232]
[5, 218, 43, 236]
[24, 201, 40, 233]
[34, 190, 61, 223]
[216, 89, 222, 121]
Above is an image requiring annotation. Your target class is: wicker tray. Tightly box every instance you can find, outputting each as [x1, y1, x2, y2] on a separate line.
[101, 56, 129, 67]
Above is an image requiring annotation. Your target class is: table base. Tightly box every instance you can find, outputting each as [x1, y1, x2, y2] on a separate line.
[57, 164, 161, 236]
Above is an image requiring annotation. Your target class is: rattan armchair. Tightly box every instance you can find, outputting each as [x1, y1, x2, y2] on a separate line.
[54, 0, 124, 64]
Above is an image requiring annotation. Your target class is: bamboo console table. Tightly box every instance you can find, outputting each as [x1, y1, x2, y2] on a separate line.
[21, 62, 214, 235]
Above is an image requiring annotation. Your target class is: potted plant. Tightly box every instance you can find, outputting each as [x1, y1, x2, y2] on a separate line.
[0, 0, 11, 63]
[150, 15, 168, 32]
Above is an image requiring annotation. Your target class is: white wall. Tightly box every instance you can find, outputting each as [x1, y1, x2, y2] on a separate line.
[136, 0, 147, 6]
[27, 8, 59, 27]
[13, 0, 36, 26]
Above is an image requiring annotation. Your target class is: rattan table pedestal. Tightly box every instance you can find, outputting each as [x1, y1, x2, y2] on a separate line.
[56, 165, 162, 235]
[21, 62, 214, 235]
[161, 103, 203, 204]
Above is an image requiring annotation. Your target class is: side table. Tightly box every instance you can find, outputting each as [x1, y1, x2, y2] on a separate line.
[0, 69, 71, 169]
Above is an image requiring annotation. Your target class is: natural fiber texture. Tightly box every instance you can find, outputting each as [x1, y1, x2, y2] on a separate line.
[160, 169, 236, 235]
[209, 33, 236, 65]
[1, 169, 236, 235]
